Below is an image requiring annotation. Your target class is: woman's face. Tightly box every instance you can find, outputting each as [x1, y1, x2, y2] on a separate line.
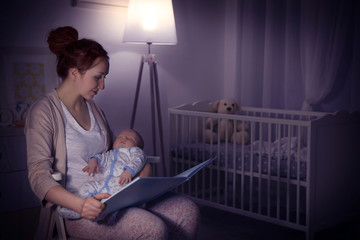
[77, 57, 109, 100]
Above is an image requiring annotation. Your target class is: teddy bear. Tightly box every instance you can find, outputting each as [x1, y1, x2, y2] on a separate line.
[205, 98, 249, 144]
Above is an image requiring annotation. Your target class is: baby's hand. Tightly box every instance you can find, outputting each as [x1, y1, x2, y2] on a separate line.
[118, 170, 132, 185]
[82, 158, 100, 176]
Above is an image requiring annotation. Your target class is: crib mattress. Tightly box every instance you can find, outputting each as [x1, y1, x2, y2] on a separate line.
[171, 138, 307, 180]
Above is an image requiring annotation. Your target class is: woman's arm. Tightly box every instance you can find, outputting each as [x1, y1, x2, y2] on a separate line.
[138, 163, 152, 177]
[46, 185, 110, 220]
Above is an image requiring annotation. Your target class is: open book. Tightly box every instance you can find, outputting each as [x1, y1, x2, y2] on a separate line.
[96, 157, 216, 221]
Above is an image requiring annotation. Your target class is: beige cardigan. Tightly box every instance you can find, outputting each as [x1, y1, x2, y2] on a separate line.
[25, 90, 113, 239]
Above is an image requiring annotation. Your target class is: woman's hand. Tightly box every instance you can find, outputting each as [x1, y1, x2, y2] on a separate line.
[80, 193, 110, 220]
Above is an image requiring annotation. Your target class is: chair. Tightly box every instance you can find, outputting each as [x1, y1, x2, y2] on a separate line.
[51, 173, 67, 240]
[49, 157, 160, 240]
[53, 208, 67, 240]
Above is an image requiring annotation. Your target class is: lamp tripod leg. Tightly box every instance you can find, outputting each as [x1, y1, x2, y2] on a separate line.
[130, 56, 145, 129]
[152, 61, 166, 176]
[149, 61, 157, 156]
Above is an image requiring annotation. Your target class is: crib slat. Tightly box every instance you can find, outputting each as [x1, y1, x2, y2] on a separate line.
[193, 116, 197, 198]
[249, 119, 254, 212]
[216, 117, 221, 204]
[266, 122, 271, 218]
[253, 121, 261, 215]
[186, 116, 191, 195]
[296, 124, 301, 225]
[174, 114, 179, 176]
[241, 120, 246, 210]
[232, 122, 237, 208]
[306, 123, 312, 233]
[201, 117, 206, 201]
[278, 124, 281, 219]
[286, 123, 291, 222]
[209, 118, 214, 202]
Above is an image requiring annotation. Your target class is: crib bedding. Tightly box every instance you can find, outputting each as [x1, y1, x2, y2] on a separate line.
[171, 137, 307, 180]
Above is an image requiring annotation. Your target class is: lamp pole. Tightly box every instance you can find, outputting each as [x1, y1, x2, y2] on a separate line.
[130, 43, 166, 176]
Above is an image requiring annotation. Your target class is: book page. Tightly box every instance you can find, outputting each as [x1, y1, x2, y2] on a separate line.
[96, 157, 216, 221]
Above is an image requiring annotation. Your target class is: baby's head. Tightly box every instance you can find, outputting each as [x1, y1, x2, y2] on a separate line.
[113, 129, 144, 149]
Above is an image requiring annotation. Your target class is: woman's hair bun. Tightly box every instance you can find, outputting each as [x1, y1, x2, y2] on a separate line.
[47, 26, 79, 58]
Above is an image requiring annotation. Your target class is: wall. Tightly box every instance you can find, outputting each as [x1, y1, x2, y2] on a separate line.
[2, 0, 357, 173]
[0, 0, 225, 172]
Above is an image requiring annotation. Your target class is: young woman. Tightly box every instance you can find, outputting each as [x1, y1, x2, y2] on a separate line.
[25, 26, 199, 240]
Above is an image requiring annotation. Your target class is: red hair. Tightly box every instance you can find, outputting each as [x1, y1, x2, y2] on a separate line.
[47, 26, 109, 79]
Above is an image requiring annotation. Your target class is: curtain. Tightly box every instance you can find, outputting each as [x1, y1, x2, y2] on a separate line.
[300, 0, 352, 111]
[235, 0, 359, 111]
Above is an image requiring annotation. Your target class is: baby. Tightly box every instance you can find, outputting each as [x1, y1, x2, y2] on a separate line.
[58, 128, 147, 219]
[81, 128, 146, 197]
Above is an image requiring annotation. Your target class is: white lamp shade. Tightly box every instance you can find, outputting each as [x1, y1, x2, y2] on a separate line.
[123, 0, 177, 45]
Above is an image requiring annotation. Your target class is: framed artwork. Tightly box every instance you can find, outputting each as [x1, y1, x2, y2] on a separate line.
[0, 47, 58, 126]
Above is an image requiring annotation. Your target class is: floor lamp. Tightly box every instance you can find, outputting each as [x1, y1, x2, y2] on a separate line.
[123, 0, 177, 176]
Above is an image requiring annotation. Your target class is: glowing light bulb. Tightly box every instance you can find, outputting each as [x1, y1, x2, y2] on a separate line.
[142, 13, 157, 30]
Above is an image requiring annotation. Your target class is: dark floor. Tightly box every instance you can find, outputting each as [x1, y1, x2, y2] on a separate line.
[1, 205, 360, 240]
[0, 207, 39, 240]
[197, 204, 360, 240]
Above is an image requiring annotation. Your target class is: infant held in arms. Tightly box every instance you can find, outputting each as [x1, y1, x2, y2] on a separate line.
[58, 129, 147, 219]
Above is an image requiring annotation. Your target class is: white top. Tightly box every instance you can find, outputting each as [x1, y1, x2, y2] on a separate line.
[61, 100, 106, 194]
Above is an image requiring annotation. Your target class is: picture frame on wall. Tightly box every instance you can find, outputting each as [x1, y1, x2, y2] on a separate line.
[0, 47, 58, 126]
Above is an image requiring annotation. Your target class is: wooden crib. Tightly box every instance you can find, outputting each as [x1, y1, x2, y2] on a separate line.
[168, 101, 360, 240]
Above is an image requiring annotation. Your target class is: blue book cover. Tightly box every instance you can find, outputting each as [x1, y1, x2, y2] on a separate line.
[96, 157, 216, 220]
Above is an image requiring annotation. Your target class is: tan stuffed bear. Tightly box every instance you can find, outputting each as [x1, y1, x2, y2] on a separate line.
[205, 98, 249, 144]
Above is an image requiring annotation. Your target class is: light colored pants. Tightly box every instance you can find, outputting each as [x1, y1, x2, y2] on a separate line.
[65, 193, 200, 240]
